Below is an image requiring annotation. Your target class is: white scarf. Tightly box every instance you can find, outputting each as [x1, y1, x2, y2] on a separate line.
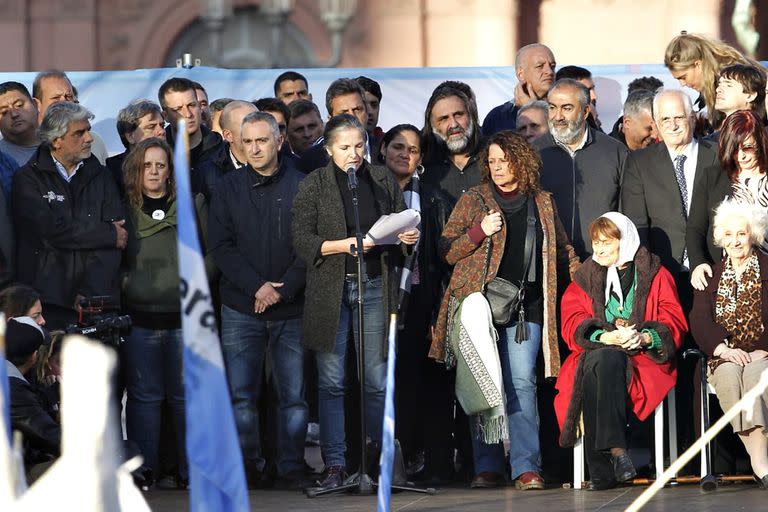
[593, 212, 640, 307]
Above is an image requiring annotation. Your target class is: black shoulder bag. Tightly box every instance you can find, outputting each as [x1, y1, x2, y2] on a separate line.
[475, 192, 536, 342]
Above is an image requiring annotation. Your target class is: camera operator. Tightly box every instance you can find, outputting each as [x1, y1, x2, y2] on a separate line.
[12, 102, 125, 330]
[5, 316, 59, 482]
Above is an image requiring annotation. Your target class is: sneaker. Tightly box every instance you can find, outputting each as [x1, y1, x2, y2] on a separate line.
[514, 471, 544, 490]
[470, 471, 505, 489]
[313, 465, 347, 490]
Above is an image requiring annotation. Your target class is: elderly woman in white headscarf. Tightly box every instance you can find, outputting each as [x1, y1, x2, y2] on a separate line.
[554, 212, 688, 490]
[691, 199, 768, 488]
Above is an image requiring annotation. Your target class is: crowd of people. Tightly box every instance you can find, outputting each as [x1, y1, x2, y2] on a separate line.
[4, 30, 768, 494]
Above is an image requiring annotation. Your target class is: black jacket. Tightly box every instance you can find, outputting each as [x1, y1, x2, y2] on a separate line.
[411, 180, 454, 322]
[166, 124, 224, 189]
[298, 142, 329, 174]
[195, 141, 236, 201]
[209, 159, 306, 319]
[621, 138, 719, 272]
[686, 160, 729, 270]
[9, 367, 60, 465]
[534, 128, 628, 259]
[105, 150, 127, 199]
[12, 145, 123, 310]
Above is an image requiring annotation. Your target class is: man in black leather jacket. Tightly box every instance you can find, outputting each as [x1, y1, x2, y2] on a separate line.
[5, 316, 59, 478]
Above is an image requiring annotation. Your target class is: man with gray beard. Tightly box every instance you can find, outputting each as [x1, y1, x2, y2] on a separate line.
[421, 84, 482, 203]
[534, 78, 628, 259]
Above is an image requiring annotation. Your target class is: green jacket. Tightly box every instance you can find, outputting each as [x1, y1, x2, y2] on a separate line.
[122, 194, 213, 313]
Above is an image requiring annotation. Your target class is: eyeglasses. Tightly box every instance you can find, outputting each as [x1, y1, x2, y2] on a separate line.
[658, 115, 689, 127]
[739, 143, 758, 154]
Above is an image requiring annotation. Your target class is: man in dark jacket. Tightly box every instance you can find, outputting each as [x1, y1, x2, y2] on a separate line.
[159, 77, 224, 193]
[421, 84, 483, 204]
[209, 112, 307, 489]
[534, 79, 628, 259]
[12, 102, 125, 329]
[6, 316, 59, 479]
[195, 100, 257, 201]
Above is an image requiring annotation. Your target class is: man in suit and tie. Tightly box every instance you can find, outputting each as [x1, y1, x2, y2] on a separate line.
[621, 88, 719, 454]
[621, 88, 718, 282]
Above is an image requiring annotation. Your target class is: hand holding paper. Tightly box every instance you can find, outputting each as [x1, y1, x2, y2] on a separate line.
[364, 209, 421, 245]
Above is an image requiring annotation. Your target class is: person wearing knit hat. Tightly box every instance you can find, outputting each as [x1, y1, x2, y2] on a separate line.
[5, 316, 59, 480]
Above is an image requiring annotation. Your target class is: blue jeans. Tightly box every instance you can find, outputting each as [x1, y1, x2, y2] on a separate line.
[472, 321, 542, 480]
[316, 276, 387, 467]
[220, 305, 308, 476]
[121, 326, 187, 478]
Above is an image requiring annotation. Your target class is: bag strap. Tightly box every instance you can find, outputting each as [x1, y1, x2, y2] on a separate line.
[522, 197, 536, 284]
[472, 191, 493, 292]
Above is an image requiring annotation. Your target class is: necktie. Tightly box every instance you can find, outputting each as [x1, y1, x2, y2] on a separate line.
[674, 154, 688, 217]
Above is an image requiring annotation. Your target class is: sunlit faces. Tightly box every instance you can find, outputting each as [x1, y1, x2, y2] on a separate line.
[277, 79, 311, 105]
[382, 130, 422, 180]
[516, 108, 548, 142]
[363, 91, 380, 132]
[715, 76, 756, 116]
[126, 112, 165, 146]
[735, 135, 760, 175]
[326, 127, 365, 171]
[592, 233, 621, 267]
[547, 86, 588, 145]
[51, 119, 93, 167]
[720, 215, 752, 264]
[486, 143, 518, 191]
[0, 89, 39, 141]
[142, 146, 170, 198]
[287, 111, 323, 155]
[430, 95, 474, 154]
[671, 61, 704, 92]
[241, 120, 282, 174]
[518, 46, 556, 99]
[329, 92, 368, 127]
[35, 76, 75, 122]
[654, 93, 694, 149]
[162, 89, 200, 135]
[622, 109, 657, 151]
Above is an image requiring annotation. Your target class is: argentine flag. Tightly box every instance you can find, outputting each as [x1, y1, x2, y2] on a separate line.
[377, 314, 398, 511]
[175, 121, 250, 512]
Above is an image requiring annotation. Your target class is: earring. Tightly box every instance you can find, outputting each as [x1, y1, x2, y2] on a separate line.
[416, 164, 425, 175]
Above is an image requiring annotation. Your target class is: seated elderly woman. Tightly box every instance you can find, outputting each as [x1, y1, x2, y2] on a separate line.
[555, 212, 687, 490]
[691, 199, 768, 487]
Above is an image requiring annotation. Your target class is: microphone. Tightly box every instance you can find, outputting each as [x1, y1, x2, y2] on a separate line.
[346, 165, 358, 191]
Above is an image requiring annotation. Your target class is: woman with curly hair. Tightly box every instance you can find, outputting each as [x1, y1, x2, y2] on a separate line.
[664, 31, 763, 130]
[430, 131, 579, 490]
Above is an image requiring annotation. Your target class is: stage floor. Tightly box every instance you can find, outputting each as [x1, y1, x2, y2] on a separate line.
[146, 480, 766, 511]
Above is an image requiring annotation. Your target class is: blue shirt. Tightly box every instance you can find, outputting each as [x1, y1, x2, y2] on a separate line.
[0, 148, 18, 205]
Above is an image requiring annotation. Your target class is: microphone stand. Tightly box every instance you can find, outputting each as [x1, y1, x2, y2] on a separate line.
[307, 166, 436, 499]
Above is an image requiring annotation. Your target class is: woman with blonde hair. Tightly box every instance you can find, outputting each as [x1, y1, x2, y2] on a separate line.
[664, 31, 763, 130]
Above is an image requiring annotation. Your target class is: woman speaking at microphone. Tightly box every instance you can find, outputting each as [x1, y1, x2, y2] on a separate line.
[292, 114, 419, 489]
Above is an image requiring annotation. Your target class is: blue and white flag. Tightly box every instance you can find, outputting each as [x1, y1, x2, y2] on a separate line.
[175, 121, 249, 512]
[377, 314, 399, 511]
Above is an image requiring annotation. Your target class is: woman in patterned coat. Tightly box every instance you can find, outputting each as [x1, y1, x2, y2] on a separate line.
[691, 199, 768, 489]
[429, 131, 579, 490]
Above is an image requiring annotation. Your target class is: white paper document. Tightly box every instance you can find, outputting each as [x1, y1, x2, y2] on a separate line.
[364, 209, 421, 245]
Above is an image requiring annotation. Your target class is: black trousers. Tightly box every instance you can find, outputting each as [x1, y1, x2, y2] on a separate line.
[582, 349, 629, 481]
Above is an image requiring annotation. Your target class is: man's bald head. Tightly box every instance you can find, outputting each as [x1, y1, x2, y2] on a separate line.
[515, 43, 556, 100]
[219, 100, 258, 161]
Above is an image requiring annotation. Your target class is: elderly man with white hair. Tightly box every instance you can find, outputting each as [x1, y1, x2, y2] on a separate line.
[691, 199, 768, 489]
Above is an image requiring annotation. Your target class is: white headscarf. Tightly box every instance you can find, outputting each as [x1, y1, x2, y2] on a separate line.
[592, 212, 640, 306]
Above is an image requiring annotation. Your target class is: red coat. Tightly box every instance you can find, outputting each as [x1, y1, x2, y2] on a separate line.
[553, 247, 688, 446]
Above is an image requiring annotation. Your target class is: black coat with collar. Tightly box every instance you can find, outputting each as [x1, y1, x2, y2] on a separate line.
[620, 138, 719, 272]
[12, 145, 123, 311]
[291, 161, 407, 353]
[685, 160, 730, 270]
